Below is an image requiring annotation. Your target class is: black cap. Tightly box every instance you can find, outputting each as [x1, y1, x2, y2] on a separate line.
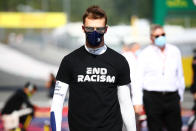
[24, 82, 37, 91]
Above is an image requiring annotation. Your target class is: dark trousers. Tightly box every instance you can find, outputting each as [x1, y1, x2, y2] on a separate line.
[143, 90, 182, 131]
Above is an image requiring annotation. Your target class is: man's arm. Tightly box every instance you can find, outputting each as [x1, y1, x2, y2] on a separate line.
[117, 84, 136, 131]
[22, 91, 34, 108]
[50, 81, 69, 131]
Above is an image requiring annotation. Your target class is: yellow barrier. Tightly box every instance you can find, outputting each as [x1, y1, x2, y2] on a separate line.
[23, 115, 32, 130]
[44, 124, 50, 131]
[0, 12, 66, 28]
[182, 56, 193, 88]
[44, 120, 50, 131]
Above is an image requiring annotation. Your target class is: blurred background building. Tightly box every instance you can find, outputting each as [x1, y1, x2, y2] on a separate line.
[0, 0, 196, 86]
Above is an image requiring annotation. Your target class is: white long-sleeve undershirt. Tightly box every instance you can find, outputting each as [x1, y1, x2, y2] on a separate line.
[118, 84, 136, 131]
[50, 81, 68, 131]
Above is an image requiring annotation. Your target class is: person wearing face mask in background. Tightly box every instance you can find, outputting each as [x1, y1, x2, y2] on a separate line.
[1, 82, 37, 131]
[132, 24, 185, 131]
[50, 5, 136, 131]
[122, 42, 141, 57]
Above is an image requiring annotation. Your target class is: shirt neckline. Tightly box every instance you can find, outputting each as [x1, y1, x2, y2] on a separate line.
[151, 44, 168, 54]
[84, 44, 107, 55]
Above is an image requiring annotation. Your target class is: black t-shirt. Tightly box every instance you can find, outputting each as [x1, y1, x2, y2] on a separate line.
[56, 46, 130, 131]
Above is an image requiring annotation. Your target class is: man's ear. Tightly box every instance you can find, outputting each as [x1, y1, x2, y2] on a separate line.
[150, 35, 154, 43]
[82, 25, 85, 33]
[105, 25, 108, 33]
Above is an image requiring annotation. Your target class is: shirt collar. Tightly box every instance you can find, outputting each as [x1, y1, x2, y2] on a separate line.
[151, 44, 168, 54]
[84, 44, 107, 55]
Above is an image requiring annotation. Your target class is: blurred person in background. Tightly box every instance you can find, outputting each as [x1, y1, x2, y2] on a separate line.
[1, 82, 37, 131]
[50, 5, 136, 131]
[122, 42, 143, 130]
[188, 48, 196, 130]
[45, 73, 56, 98]
[122, 42, 141, 91]
[132, 24, 185, 131]
[122, 42, 141, 59]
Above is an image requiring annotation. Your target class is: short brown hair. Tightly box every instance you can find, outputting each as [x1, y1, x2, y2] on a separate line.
[150, 24, 163, 35]
[83, 5, 107, 25]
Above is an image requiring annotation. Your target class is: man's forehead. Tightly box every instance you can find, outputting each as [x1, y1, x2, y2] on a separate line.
[84, 17, 105, 26]
[85, 16, 105, 21]
[153, 28, 164, 34]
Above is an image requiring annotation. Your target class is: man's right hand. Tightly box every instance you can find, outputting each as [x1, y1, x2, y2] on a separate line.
[134, 105, 144, 115]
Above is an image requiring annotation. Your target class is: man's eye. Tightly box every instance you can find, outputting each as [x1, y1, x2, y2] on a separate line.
[96, 27, 105, 31]
[85, 27, 94, 31]
[84, 27, 106, 33]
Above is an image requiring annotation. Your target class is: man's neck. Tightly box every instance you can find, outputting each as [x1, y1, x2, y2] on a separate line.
[159, 46, 165, 52]
[152, 44, 166, 52]
[85, 44, 107, 55]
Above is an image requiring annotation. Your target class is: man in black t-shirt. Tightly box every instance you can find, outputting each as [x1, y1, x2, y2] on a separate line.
[50, 5, 136, 131]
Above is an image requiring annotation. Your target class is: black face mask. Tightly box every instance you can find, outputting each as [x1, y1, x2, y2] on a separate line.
[86, 31, 104, 47]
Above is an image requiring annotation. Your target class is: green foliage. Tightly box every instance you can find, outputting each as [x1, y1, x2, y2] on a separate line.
[0, 0, 153, 25]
